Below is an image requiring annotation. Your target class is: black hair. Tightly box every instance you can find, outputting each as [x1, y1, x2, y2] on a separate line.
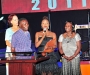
[18, 18, 28, 25]
[65, 21, 74, 25]
[42, 16, 49, 21]
[42, 16, 50, 24]
[65, 21, 75, 32]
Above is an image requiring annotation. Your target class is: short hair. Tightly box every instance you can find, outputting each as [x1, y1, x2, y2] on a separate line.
[18, 18, 28, 25]
[65, 21, 74, 25]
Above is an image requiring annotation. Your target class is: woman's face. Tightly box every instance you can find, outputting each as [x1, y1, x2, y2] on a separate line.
[41, 19, 49, 29]
[65, 22, 72, 32]
[11, 15, 18, 26]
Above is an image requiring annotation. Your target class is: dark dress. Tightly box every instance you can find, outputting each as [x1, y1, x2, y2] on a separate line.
[36, 37, 60, 75]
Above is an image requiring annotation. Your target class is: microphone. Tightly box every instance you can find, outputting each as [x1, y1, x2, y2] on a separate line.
[43, 28, 46, 32]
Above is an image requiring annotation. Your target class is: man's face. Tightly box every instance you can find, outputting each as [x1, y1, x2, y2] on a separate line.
[20, 20, 29, 31]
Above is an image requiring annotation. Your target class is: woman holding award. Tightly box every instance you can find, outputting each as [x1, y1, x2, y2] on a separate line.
[35, 16, 59, 75]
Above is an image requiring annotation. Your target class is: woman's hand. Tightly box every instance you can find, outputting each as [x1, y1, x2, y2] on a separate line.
[42, 32, 46, 38]
[68, 55, 75, 61]
[63, 55, 69, 60]
[44, 46, 54, 52]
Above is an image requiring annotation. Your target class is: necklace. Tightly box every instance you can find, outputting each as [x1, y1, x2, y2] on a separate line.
[66, 33, 72, 43]
[66, 33, 72, 38]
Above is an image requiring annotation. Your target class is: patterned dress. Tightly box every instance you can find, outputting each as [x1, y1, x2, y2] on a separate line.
[36, 37, 60, 75]
[58, 33, 81, 75]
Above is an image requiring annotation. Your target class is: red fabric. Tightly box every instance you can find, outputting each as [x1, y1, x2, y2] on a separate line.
[1, 0, 90, 14]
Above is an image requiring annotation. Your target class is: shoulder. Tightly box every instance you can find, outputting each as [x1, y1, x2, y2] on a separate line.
[59, 34, 63, 38]
[14, 29, 20, 33]
[35, 31, 42, 36]
[75, 33, 81, 38]
[75, 33, 81, 41]
[58, 34, 63, 42]
[6, 27, 12, 32]
[61, 33, 66, 38]
[13, 29, 20, 36]
[49, 31, 56, 36]
[75, 33, 80, 36]
[26, 31, 30, 34]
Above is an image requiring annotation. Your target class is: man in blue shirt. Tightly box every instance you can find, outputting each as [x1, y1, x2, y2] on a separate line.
[11, 18, 32, 59]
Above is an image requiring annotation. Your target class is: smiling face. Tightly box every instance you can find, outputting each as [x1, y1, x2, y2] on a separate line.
[65, 22, 73, 32]
[11, 15, 18, 26]
[19, 20, 29, 31]
[41, 19, 49, 30]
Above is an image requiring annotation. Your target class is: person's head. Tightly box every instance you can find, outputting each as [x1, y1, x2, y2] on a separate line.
[19, 18, 29, 31]
[41, 16, 50, 30]
[8, 14, 18, 26]
[65, 21, 74, 32]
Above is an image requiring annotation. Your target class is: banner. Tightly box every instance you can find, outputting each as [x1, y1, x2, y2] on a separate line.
[1, 0, 90, 14]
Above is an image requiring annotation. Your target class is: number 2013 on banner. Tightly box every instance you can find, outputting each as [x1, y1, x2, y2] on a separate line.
[31, 0, 87, 10]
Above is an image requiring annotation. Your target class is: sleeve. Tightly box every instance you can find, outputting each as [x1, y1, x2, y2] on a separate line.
[5, 29, 10, 41]
[27, 31, 31, 40]
[29, 32, 32, 43]
[58, 34, 63, 42]
[75, 33, 81, 41]
[11, 34, 16, 48]
[28, 32, 31, 40]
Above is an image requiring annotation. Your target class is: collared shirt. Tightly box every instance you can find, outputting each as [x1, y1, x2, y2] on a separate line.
[11, 29, 32, 52]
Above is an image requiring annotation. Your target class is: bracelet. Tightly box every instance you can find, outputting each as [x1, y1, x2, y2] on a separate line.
[61, 53, 65, 56]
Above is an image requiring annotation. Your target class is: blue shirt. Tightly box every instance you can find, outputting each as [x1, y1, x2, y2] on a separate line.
[11, 29, 32, 52]
[5, 27, 15, 57]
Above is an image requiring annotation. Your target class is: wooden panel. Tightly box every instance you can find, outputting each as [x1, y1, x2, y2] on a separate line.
[9, 63, 21, 75]
[21, 63, 35, 75]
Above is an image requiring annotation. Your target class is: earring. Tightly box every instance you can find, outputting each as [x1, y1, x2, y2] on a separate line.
[48, 27, 49, 29]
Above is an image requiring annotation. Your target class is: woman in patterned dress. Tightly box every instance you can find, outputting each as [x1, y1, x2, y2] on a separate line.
[58, 21, 81, 75]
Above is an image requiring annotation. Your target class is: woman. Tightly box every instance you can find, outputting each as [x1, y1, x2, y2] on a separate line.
[35, 16, 59, 75]
[5, 14, 19, 75]
[58, 21, 81, 75]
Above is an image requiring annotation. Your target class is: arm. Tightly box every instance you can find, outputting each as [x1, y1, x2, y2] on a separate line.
[73, 41, 81, 57]
[5, 40, 11, 47]
[11, 47, 16, 56]
[69, 40, 81, 60]
[35, 32, 45, 48]
[5, 29, 11, 47]
[58, 42, 64, 54]
[73, 33, 81, 57]
[52, 33, 57, 48]
[58, 34, 64, 54]
[58, 34, 69, 60]
[68, 33, 81, 60]
[11, 35, 16, 56]
[58, 42, 69, 60]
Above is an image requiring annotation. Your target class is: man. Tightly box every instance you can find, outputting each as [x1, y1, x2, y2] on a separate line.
[11, 18, 32, 59]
